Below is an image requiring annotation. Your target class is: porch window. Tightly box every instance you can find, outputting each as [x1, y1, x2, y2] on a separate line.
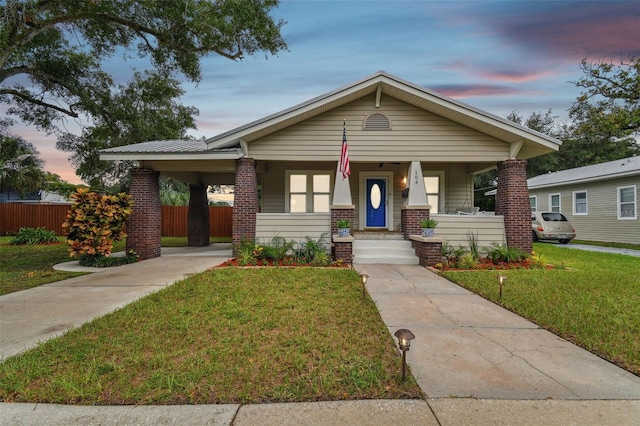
[573, 191, 588, 215]
[286, 171, 332, 213]
[530, 196, 537, 212]
[549, 193, 561, 213]
[618, 185, 637, 220]
[423, 173, 443, 213]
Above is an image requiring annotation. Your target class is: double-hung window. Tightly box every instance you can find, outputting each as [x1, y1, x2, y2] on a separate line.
[529, 196, 537, 212]
[286, 171, 332, 213]
[549, 193, 561, 213]
[573, 191, 588, 215]
[618, 185, 637, 220]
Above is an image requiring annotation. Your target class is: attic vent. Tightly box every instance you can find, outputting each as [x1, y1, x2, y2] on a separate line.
[363, 113, 391, 130]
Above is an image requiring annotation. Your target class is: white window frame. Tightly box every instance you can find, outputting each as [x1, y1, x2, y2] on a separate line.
[423, 171, 445, 214]
[529, 195, 537, 212]
[573, 190, 588, 215]
[617, 185, 637, 220]
[285, 170, 333, 213]
[549, 193, 561, 213]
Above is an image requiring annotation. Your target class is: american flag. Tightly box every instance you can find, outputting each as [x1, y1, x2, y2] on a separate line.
[339, 121, 350, 178]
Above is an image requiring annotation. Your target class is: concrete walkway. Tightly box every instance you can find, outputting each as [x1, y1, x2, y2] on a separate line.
[552, 242, 640, 257]
[2, 250, 640, 425]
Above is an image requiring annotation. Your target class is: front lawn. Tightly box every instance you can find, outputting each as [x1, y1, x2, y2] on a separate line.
[0, 268, 422, 404]
[0, 236, 88, 295]
[441, 243, 640, 376]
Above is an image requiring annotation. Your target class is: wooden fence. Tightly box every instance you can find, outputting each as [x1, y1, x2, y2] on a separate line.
[0, 204, 233, 237]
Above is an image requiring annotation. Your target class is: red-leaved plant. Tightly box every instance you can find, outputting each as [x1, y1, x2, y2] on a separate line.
[62, 188, 133, 258]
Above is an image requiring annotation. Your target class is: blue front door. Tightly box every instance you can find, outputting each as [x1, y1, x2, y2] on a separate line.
[366, 178, 386, 228]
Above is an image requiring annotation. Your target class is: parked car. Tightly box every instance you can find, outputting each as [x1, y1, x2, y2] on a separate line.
[531, 212, 576, 244]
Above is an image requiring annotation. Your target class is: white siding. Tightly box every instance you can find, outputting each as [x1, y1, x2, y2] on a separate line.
[528, 176, 640, 245]
[431, 214, 506, 249]
[248, 95, 509, 162]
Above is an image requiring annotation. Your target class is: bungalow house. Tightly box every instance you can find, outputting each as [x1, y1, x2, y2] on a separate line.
[100, 71, 561, 264]
[527, 156, 639, 245]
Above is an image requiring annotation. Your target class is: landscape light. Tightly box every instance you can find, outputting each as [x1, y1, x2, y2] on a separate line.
[360, 273, 369, 300]
[394, 328, 415, 382]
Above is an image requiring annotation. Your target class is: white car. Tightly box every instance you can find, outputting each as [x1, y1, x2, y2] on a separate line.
[531, 212, 576, 244]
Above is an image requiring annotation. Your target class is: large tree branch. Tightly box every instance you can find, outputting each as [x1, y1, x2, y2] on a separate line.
[0, 88, 78, 117]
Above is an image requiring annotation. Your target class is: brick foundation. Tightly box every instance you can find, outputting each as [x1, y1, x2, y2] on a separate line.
[333, 240, 353, 264]
[233, 158, 258, 253]
[127, 168, 161, 260]
[410, 237, 443, 267]
[496, 159, 532, 253]
[188, 183, 210, 246]
[401, 208, 430, 239]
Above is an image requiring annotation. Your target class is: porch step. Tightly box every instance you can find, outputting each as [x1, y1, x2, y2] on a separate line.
[352, 239, 419, 265]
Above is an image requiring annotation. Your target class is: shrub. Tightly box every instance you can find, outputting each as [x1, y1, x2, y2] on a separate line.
[458, 253, 479, 269]
[9, 227, 58, 245]
[294, 234, 329, 264]
[466, 231, 480, 260]
[79, 250, 138, 267]
[486, 243, 529, 264]
[62, 188, 133, 258]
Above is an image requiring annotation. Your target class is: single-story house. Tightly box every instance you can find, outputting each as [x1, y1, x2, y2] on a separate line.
[527, 156, 639, 245]
[100, 71, 562, 264]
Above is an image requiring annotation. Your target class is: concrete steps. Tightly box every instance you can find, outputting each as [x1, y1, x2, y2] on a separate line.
[352, 238, 419, 265]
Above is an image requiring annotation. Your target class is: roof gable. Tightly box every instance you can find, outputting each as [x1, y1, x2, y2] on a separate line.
[205, 71, 562, 158]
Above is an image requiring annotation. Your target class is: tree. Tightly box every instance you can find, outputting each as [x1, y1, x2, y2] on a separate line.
[56, 71, 198, 190]
[44, 172, 82, 198]
[1, 0, 287, 190]
[0, 128, 45, 195]
[566, 55, 640, 165]
[1, 0, 287, 133]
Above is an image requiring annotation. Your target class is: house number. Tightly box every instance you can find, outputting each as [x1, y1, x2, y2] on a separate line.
[413, 170, 420, 185]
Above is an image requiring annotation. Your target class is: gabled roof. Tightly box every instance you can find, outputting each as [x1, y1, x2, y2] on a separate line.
[528, 156, 640, 189]
[205, 71, 562, 159]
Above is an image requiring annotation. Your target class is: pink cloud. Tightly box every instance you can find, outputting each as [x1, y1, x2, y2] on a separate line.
[432, 85, 522, 99]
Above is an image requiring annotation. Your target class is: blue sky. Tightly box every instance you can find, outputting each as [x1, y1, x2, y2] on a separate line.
[12, 0, 639, 184]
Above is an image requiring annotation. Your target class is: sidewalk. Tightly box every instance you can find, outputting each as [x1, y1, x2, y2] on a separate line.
[2, 253, 640, 425]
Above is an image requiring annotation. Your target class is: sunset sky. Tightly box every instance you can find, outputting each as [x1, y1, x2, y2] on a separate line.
[7, 0, 639, 184]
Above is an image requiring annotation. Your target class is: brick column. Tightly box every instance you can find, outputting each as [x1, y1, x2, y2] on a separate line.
[330, 207, 354, 235]
[233, 158, 258, 251]
[401, 207, 430, 240]
[127, 168, 161, 260]
[496, 159, 532, 253]
[188, 183, 210, 246]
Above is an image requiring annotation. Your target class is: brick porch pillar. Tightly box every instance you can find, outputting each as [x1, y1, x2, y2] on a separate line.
[188, 183, 210, 246]
[496, 159, 532, 253]
[233, 158, 258, 252]
[127, 168, 161, 260]
[401, 207, 430, 240]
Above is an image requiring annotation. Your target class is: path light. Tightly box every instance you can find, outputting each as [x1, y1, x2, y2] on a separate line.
[359, 273, 369, 300]
[498, 275, 507, 300]
[394, 328, 415, 382]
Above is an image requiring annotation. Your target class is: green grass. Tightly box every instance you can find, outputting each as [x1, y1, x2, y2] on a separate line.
[0, 236, 88, 295]
[0, 268, 422, 404]
[0, 236, 231, 295]
[441, 243, 640, 376]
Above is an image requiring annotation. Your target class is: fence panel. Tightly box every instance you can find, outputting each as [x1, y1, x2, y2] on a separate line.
[0, 204, 69, 235]
[1, 204, 233, 238]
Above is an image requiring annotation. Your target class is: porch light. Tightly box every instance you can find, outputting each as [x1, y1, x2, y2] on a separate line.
[498, 275, 507, 299]
[360, 273, 369, 300]
[394, 328, 415, 382]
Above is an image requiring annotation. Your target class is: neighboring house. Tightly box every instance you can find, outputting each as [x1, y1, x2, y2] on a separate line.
[0, 188, 69, 204]
[100, 71, 561, 263]
[527, 156, 639, 245]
